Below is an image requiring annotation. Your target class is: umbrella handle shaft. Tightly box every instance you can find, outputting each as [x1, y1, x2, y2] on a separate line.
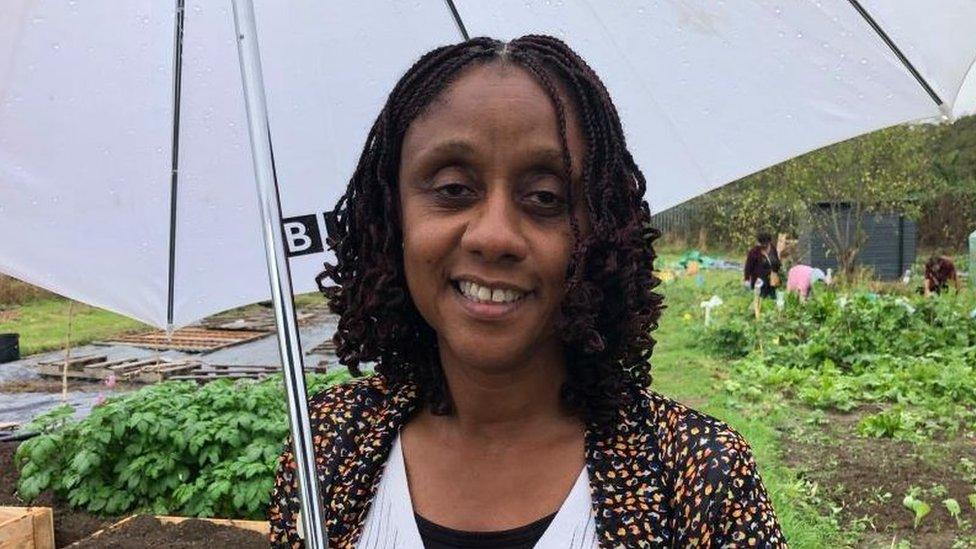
[230, 1, 328, 547]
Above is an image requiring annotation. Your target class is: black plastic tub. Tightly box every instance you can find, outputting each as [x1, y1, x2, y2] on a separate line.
[0, 333, 19, 363]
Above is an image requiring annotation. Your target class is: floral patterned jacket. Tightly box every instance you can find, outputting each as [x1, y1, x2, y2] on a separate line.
[268, 375, 786, 548]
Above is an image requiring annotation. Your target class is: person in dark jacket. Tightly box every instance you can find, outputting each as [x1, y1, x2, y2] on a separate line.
[744, 232, 782, 299]
[923, 255, 961, 296]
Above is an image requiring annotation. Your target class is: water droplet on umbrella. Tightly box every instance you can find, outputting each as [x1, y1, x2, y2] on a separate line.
[860, 58, 868, 65]
[795, 32, 803, 39]
[51, 43, 61, 51]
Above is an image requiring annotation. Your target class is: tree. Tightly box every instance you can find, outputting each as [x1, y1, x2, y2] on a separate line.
[775, 125, 934, 279]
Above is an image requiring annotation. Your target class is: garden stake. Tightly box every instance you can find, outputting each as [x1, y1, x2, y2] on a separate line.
[61, 299, 74, 403]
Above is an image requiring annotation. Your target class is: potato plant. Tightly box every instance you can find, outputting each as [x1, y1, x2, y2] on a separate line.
[702, 289, 976, 440]
[15, 371, 352, 518]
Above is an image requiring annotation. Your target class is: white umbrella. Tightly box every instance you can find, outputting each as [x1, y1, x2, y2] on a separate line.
[3, 1, 976, 546]
[2, 1, 975, 328]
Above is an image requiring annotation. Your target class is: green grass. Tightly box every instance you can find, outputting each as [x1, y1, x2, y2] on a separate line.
[0, 298, 148, 356]
[0, 292, 328, 358]
[651, 269, 846, 548]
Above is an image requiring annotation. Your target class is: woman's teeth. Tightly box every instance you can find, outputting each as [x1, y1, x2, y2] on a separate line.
[457, 280, 525, 304]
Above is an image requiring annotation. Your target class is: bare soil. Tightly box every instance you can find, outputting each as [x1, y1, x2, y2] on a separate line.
[783, 410, 976, 548]
[70, 515, 267, 548]
[0, 378, 126, 393]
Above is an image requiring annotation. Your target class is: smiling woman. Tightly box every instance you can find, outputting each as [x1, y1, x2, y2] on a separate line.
[269, 36, 785, 548]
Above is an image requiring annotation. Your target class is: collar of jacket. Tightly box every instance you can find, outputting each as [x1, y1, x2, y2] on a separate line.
[318, 375, 670, 548]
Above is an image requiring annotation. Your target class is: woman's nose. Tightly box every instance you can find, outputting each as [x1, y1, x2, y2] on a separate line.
[460, 190, 528, 263]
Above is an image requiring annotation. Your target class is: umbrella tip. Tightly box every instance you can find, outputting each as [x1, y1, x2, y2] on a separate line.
[938, 102, 953, 122]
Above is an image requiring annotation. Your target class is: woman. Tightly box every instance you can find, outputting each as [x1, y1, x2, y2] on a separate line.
[744, 233, 781, 299]
[786, 264, 831, 302]
[922, 255, 961, 296]
[270, 36, 784, 548]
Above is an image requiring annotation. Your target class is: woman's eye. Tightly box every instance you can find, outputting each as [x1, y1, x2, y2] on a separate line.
[434, 183, 471, 197]
[526, 190, 567, 211]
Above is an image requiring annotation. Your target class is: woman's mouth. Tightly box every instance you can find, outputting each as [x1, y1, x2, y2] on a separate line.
[451, 278, 531, 319]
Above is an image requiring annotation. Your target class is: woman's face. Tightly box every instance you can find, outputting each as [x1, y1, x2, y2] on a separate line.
[398, 62, 586, 372]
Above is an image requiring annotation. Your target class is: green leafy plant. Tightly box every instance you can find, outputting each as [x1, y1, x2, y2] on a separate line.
[903, 493, 931, 530]
[944, 498, 963, 527]
[16, 371, 352, 518]
[709, 289, 976, 440]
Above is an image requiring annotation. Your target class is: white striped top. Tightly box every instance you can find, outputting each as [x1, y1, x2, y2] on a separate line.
[357, 435, 599, 548]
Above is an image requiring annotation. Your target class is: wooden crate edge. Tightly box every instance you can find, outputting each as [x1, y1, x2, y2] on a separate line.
[0, 507, 54, 549]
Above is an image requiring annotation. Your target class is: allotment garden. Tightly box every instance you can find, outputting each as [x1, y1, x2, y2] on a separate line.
[3, 259, 975, 547]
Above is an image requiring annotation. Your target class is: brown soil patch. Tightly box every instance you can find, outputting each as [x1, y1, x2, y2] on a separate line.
[784, 411, 976, 548]
[0, 378, 122, 393]
[71, 515, 267, 548]
[1, 441, 114, 547]
[0, 309, 20, 322]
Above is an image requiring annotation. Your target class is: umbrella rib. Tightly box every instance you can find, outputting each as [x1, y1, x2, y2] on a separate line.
[166, 0, 187, 331]
[845, 0, 945, 112]
[443, 0, 470, 41]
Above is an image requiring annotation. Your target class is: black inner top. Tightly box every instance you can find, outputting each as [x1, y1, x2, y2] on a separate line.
[415, 512, 557, 549]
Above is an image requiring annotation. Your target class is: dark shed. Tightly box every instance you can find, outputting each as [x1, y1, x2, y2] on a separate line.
[796, 202, 916, 280]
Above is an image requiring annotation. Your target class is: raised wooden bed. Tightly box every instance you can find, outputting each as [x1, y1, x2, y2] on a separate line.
[67, 515, 268, 547]
[0, 506, 54, 549]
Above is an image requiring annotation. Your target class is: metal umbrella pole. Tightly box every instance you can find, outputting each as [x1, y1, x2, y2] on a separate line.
[230, 0, 328, 547]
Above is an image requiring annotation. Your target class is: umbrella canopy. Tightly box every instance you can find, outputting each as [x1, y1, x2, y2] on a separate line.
[2, 0, 975, 329]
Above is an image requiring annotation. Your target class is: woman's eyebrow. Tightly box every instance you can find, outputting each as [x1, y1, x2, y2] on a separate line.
[524, 147, 565, 167]
[421, 139, 476, 160]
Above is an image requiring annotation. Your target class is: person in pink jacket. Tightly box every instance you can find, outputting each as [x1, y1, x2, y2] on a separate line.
[786, 264, 831, 301]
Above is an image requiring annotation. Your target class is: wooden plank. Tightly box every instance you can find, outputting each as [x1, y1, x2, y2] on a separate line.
[154, 515, 268, 534]
[0, 513, 32, 549]
[30, 508, 53, 549]
[36, 354, 106, 367]
[36, 354, 107, 371]
[153, 363, 200, 374]
[0, 507, 54, 549]
[35, 364, 111, 381]
[107, 358, 162, 372]
[83, 357, 142, 370]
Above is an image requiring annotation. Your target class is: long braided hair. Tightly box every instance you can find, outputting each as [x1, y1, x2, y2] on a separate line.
[317, 35, 663, 428]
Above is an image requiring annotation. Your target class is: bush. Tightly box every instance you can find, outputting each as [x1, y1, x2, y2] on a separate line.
[16, 371, 353, 518]
[702, 318, 753, 358]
